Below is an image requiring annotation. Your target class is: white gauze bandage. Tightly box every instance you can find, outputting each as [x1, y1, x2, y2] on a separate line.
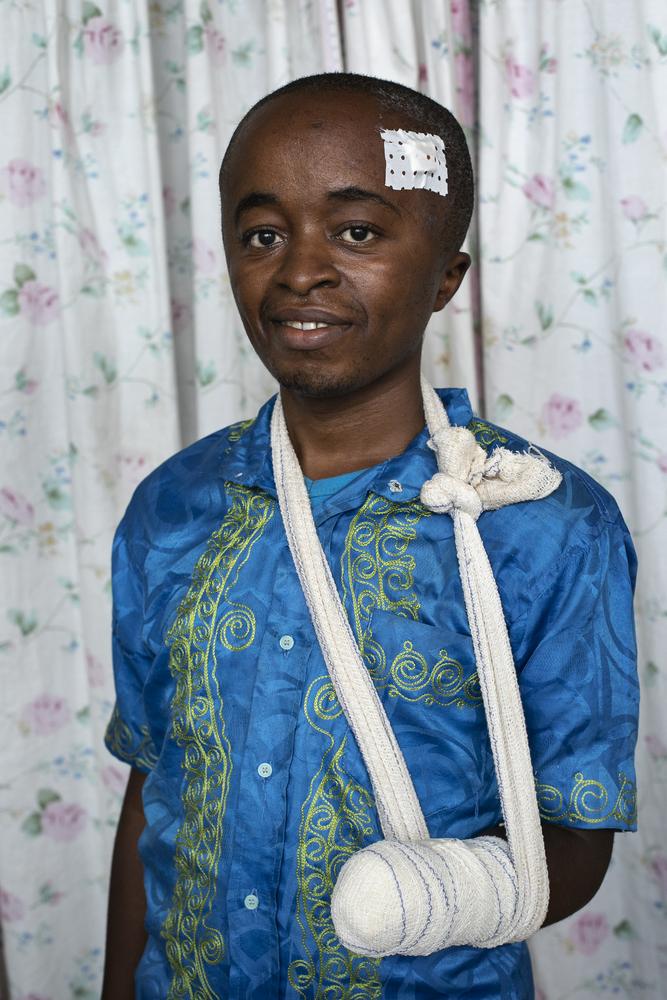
[270, 378, 562, 957]
[380, 128, 448, 196]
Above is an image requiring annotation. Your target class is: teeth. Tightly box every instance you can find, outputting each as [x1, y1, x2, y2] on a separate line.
[280, 321, 331, 330]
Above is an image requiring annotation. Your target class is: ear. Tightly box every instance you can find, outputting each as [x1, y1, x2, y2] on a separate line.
[433, 252, 471, 312]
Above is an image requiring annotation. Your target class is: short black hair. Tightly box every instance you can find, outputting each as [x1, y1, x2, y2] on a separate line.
[219, 72, 474, 254]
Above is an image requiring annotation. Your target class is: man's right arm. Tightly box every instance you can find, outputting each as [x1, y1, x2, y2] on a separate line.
[102, 766, 148, 1000]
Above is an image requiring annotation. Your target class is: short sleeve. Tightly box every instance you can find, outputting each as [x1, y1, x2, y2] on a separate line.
[512, 515, 639, 831]
[104, 511, 159, 773]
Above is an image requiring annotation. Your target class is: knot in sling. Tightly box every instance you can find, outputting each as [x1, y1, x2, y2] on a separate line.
[270, 377, 562, 957]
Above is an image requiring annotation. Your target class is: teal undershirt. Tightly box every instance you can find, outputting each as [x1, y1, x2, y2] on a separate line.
[303, 466, 374, 505]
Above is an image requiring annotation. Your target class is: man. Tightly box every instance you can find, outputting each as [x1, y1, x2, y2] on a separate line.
[102, 74, 638, 999]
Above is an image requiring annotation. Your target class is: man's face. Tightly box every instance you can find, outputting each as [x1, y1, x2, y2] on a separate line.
[221, 90, 469, 398]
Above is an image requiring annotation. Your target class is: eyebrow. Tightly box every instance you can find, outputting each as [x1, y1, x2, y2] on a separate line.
[326, 186, 401, 215]
[234, 192, 279, 227]
[233, 185, 401, 227]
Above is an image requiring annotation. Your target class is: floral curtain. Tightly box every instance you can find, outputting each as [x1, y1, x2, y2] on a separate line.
[476, 2, 667, 995]
[0, 1, 664, 997]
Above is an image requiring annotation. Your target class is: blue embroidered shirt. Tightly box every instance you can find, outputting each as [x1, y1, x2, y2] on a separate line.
[105, 388, 639, 1000]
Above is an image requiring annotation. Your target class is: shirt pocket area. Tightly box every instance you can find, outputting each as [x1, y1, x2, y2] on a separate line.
[361, 607, 499, 834]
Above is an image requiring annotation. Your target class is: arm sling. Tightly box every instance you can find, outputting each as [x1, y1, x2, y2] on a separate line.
[270, 376, 562, 957]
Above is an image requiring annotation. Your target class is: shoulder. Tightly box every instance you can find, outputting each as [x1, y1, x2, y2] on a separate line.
[117, 414, 264, 551]
[467, 415, 628, 538]
[464, 417, 636, 620]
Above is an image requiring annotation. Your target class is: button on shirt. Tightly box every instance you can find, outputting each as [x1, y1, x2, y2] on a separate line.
[105, 388, 639, 1000]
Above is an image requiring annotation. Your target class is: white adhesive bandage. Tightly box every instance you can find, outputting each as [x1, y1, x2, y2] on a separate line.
[380, 128, 448, 196]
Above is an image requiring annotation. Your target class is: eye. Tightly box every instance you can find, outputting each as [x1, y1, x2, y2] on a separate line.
[338, 225, 376, 244]
[246, 229, 283, 248]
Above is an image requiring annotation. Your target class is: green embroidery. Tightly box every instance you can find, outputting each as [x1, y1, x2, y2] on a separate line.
[341, 493, 480, 707]
[161, 485, 274, 999]
[386, 640, 482, 707]
[467, 418, 509, 449]
[227, 417, 255, 443]
[104, 703, 158, 771]
[341, 493, 432, 630]
[288, 677, 382, 999]
[536, 771, 637, 828]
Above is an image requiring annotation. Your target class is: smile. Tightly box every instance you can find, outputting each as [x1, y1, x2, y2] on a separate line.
[278, 320, 333, 330]
[269, 318, 351, 351]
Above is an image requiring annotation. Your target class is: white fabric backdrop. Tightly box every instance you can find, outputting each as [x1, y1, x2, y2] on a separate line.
[0, 1, 664, 997]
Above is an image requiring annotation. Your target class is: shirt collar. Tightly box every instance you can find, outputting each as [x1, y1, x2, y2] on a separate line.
[222, 387, 475, 509]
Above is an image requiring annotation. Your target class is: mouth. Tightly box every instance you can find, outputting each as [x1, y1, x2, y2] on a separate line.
[276, 320, 333, 331]
[268, 310, 353, 350]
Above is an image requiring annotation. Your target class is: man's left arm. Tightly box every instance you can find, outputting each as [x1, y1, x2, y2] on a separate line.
[540, 825, 613, 925]
[504, 504, 639, 927]
[485, 822, 614, 926]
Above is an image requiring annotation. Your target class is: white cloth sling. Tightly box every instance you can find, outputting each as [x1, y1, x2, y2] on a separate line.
[270, 377, 562, 957]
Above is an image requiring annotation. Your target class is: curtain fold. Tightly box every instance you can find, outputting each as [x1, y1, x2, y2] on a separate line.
[0, 2, 664, 997]
[477, 1, 667, 993]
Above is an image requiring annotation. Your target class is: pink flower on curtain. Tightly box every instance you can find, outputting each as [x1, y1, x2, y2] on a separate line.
[170, 298, 192, 335]
[645, 733, 667, 758]
[18, 281, 60, 326]
[41, 802, 87, 842]
[49, 101, 70, 130]
[0, 487, 34, 525]
[0, 887, 26, 922]
[505, 56, 536, 98]
[624, 328, 664, 371]
[204, 23, 226, 65]
[657, 454, 667, 474]
[78, 227, 108, 266]
[0, 159, 47, 207]
[16, 995, 51, 1000]
[450, 0, 470, 38]
[17, 373, 39, 395]
[542, 393, 583, 438]
[115, 452, 148, 489]
[83, 16, 125, 65]
[85, 651, 106, 688]
[650, 854, 667, 894]
[101, 765, 128, 797]
[192, 237, 218, 274]
[22, 695, 72, 735]
[620, 196, 648, 222]
[569, 912, 609, 954]
[522, 174, 555, 209]
[163, 185, 177, 218]
[454, 52, 475, 127]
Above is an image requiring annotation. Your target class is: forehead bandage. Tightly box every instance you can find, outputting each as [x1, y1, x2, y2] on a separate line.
[380, 128, 448, 196]
[272, 376, 562, 957]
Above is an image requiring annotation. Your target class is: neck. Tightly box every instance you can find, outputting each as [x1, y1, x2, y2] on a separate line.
[279, 359, 426, 480]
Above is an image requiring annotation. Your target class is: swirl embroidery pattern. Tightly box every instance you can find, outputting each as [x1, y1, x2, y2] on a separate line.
[161, 485, 274, 999]
[104, 702, 158, 771]
[386, 639, 482, 707]
[341, 494, 431, 632]
[536, 771, 637, 828]
[288, 677, 382, 1000]
[341, 493, 480, 707]
[467, 418, 509, 449]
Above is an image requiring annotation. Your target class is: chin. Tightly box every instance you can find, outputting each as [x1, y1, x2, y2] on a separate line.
[272, 363, 370, 400]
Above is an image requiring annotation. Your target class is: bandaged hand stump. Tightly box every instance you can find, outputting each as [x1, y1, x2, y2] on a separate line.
[271, 377, 562, 957]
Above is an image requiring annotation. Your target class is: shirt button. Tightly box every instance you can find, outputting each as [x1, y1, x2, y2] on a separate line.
[279, 634, 294, 651]
[388, 479, 403, 493]
[244, 893, 259, 910]
[257, 762, 272, 778]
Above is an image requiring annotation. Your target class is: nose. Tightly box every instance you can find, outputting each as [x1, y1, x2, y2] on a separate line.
[274, 230, 340, 296]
